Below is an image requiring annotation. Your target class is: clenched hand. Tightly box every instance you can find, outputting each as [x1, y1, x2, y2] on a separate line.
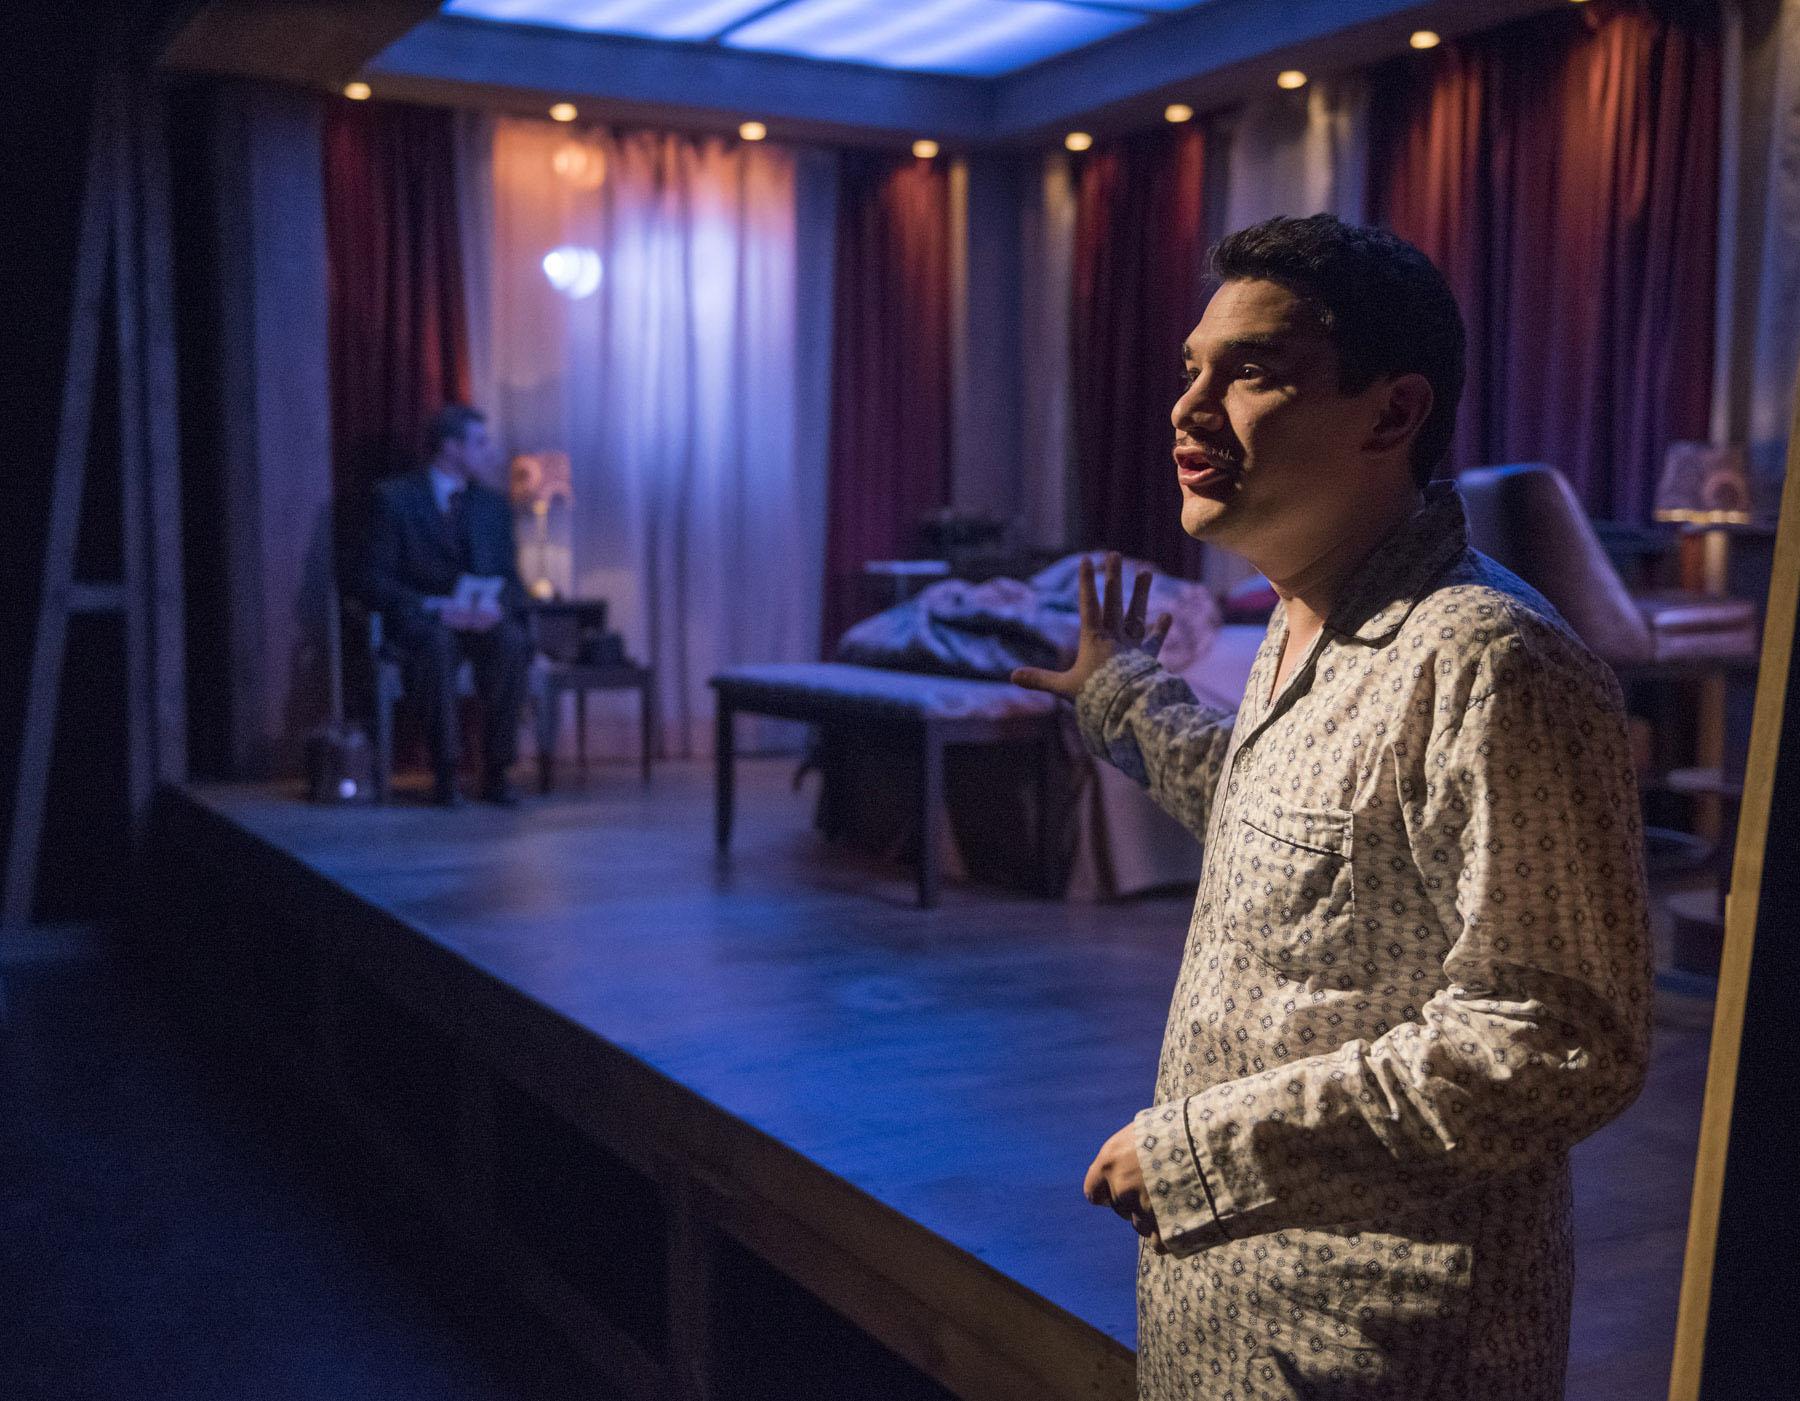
[1084, 1121, 1165, 1254]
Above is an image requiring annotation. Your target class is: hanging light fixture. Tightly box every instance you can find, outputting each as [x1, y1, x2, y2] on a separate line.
[1064, 131, 1093, 152]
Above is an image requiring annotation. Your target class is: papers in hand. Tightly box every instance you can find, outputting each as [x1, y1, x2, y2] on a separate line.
[424, 574, 504, 614]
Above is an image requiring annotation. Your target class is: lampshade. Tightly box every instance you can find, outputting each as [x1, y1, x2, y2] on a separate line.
[1653, 442, 1751, 525]
[508, 451, 573, 509]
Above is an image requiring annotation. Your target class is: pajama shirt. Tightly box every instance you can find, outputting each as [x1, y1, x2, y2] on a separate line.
[1076, 484, 1653, 1400]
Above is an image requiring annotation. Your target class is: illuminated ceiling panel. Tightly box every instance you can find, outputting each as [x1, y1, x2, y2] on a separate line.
[726, 0, 1139, 75]
[443, 0, 785, 43]
[441, 0, 1215, 74]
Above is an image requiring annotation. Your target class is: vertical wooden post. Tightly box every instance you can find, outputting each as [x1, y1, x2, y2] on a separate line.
[137, 79, 188, 788]
[1667, 371, 1800, 1399]
[666, 1176, 719, 1401]
[113, 70, 153, 822]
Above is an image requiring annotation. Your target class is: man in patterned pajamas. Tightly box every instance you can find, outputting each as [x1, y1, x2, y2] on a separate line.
[1013, 215, 1652, 1399]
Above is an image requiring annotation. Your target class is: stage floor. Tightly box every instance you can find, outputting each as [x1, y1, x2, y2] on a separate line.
[186, 758, 1710, 1398]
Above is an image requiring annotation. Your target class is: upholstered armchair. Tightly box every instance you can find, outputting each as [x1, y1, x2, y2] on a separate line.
[1458, 463, 1759, 671]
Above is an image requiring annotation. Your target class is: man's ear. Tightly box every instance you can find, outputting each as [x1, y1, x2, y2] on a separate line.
[1364, 373, 1434, 456]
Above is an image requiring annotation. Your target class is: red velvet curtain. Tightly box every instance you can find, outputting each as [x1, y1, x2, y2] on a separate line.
[821, 152, 954, 651]
[1368, 1, 1720, 521]
[323, 98, 470, 510]
[1070, 127, 1208, 577]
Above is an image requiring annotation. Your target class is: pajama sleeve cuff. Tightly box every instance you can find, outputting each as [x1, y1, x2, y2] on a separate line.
[1133, 1100, 1231, 1257]
[1074, 652, 1163, 768]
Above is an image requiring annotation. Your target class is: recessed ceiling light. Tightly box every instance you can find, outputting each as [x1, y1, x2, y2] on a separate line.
[1276, 70, 1308, 91]
[343, 82, 372, 101]
[1410, 30, 1440, 50]
[1164, 103, 1194, 124]
[912, 139, 940, 159]
[739, 120, 768, 142]
[549, 102, 578, 122]
[1064, 131, 1093, 152]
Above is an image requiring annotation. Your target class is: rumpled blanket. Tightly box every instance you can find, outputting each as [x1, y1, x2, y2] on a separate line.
[834, 552, 1221, 680]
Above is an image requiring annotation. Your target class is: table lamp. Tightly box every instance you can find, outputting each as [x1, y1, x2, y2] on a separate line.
[1653, 442, 1751, 525]
[508, 450, 572, 601]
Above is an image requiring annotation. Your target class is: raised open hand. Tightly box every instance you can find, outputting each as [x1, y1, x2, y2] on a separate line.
[1011, 553, 1171, 702]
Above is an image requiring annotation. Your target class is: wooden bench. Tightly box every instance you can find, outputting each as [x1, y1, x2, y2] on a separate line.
[710, 663, 1063, 908]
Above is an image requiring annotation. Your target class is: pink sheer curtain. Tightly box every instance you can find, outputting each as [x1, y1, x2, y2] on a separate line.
[485, 120, 832, 755]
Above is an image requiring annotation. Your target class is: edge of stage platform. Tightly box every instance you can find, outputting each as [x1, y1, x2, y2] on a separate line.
[138, 784, 1136, 1401]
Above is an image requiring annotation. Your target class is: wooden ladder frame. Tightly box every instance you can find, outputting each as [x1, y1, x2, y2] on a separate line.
[3, 58, 186, 936]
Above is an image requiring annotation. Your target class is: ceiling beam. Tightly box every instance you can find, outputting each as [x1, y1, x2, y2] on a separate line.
[160, 0, 443, 89]
[368, 17, 997, 146]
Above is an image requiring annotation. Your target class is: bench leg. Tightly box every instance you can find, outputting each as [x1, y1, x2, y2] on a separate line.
[918, 726, 943, 908]
[536, 686, 558, 794]
[576, 690, 589, 780]
[715, 700, 735, 854]
[640, 673, 655, 785]
[1036, 732, 1057, 897]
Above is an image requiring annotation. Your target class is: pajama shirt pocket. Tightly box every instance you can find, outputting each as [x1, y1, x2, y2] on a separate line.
[1228, 804, 1355, 982]
[1242, 1230, 1474, 1399]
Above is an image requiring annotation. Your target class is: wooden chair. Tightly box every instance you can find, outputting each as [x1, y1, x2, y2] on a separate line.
[360, 608, 554, 804]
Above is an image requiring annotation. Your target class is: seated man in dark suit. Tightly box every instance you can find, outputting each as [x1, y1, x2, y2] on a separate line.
[364, 405, 533, 806]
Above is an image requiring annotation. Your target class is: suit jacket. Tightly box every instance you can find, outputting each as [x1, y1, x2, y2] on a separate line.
[362, 469, 527, 632]
[1076, 484, 1651, 1400]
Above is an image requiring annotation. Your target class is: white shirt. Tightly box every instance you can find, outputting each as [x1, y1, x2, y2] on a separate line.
[429, 465, 465, 516]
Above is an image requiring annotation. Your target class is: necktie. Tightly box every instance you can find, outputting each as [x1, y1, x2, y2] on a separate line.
[445, 487, 468, 556]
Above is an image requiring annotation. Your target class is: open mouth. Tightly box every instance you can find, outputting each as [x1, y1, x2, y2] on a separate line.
[1174, 442, 1242, 488]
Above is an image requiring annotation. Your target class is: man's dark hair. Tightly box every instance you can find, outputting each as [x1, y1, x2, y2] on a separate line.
[425, 403, 485, 460]
[1209, 214, 1465, 486]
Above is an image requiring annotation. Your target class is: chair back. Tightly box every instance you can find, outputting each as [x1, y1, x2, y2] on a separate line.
[1458, 463, 1654, 666]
